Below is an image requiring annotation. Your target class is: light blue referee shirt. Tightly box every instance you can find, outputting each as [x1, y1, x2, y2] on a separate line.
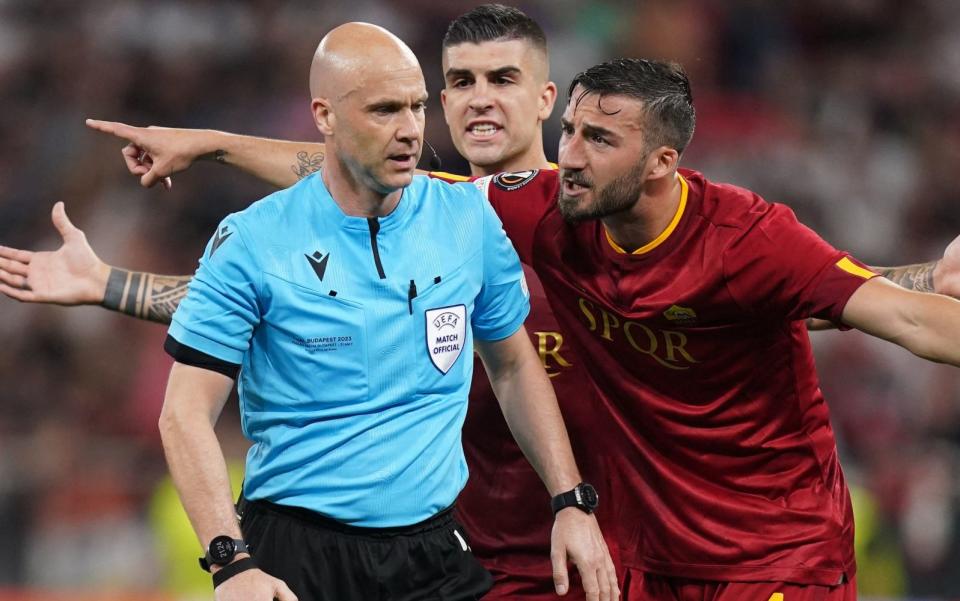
[167, 173, 530, 527]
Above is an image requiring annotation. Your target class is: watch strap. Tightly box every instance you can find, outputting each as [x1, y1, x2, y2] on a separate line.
[212, 556, 257, 588]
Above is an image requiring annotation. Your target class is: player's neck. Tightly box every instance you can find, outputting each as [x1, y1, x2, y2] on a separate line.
[322, 155, 403, 218]
[602, 174, 683, 253]
[469, 145, 552, 177]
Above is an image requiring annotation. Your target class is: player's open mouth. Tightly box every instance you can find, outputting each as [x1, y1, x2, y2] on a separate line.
[466, 122, 501, 139]
[562, 179, 590, 196]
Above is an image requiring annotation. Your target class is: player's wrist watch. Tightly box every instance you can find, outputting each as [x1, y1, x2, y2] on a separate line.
[551, 482, 599, 515]
[198, 535, 248, 572]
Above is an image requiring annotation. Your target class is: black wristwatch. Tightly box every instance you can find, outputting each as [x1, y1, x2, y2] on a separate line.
[199, 535, 248, 572]
[551, 482, 599, 515]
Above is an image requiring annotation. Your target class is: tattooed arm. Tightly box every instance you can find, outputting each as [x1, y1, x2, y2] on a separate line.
[101, 269, 191, 324]
[807, 235, 960, 330]
[86, 119, 325, 189]
[0, 202, 190, 325]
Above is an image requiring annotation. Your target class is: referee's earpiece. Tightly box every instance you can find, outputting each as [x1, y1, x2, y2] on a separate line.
[424, 140, 442, 171]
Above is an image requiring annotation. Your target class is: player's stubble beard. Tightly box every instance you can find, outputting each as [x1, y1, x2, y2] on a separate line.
[558, 155, 647, 224]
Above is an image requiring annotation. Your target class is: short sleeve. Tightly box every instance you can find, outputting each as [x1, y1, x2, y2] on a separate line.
[471, 196, 531, 341]
[722, 202, 877, 323]
[475, 169, 556, 265]
[167, 216, 262, 366]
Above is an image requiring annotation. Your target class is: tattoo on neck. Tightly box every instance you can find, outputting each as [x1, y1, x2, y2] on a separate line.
[291, 150, 325, 180]
[101, 268, 192, 324]
[874, 261, 937, 293]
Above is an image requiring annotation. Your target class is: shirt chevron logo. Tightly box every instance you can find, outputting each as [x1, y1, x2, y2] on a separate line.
[305, 251, 331, 281]
[209, 226, 233, 257]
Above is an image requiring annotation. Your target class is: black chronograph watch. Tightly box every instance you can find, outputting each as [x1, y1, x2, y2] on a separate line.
[199, 535, 249, 572]
[551, 482, 599, 515]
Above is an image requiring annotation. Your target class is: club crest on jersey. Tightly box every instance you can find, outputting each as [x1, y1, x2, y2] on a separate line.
[493, 170, 538, 191]
[426, 304, 467, 374]
[663, 304, 698, 325]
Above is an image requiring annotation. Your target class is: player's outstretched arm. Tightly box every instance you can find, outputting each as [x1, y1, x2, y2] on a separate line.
[477, 327, 619, 601]
[160, 362, 298, 601]
[807, 234, 960, 331]
[0, 202, 191, 324]
[841, 277, 960, 365]
[86, 119, 326, 190]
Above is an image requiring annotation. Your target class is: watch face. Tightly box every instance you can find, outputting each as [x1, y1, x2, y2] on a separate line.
[580, 484, 599, 509]
[210, 535, 237, 563]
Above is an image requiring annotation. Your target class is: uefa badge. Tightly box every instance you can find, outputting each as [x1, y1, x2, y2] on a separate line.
[425, 304, 467, 374]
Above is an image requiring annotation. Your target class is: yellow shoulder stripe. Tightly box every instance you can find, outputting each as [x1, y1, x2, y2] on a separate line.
[836, 257, 876, 280]
[430, 171, 471, 182]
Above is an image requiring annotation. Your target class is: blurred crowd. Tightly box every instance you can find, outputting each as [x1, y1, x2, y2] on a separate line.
[1, 0, 958, 598]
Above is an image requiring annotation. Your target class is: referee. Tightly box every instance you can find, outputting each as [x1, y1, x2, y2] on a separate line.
[158, 22, 617, 601]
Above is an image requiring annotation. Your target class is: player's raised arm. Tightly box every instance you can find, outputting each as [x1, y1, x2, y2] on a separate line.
[807, 233, 960, 330]
[0, 202, 191, 324]
[841, 277, 960, 365]
[86, 119, 326, 190]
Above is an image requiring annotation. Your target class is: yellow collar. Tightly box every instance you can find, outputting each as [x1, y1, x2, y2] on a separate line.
[605, 174, 688, 255]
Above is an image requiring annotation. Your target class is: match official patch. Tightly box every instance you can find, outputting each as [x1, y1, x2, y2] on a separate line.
[425, 304, 466, 374]
[493, 170, 538, 191]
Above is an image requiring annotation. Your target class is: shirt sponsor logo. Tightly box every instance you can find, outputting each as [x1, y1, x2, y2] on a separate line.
[426, 304, 466, 374]
[662, 304, 697, 324]
[579, 297, 699, 370]
[493, 170, 538, 191]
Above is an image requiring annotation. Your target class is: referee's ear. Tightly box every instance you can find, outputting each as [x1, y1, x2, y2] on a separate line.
[312, 97, 335, 137]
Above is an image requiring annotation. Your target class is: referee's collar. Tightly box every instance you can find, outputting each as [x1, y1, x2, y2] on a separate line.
[309, 170, 414, 231]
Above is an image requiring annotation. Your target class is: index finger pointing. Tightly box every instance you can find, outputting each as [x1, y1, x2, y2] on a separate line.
[86, 119, 140, 142]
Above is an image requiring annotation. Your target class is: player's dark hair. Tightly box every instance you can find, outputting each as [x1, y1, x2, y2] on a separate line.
[568, 58, 695, 154]
[442, 4, 547, 52]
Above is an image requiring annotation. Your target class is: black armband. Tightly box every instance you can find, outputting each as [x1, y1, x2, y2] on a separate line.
[164, 334, 240, 379]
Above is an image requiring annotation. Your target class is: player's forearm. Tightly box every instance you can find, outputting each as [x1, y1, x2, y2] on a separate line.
[101, 267, 192, 324]
[203, 132, 325, 189]
[159, 363, 243, 548]
[479, 331, 581, 496]
[899, 293, 960, 365]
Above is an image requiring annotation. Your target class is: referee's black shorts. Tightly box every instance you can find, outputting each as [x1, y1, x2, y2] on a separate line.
[239, 498, 493, 600]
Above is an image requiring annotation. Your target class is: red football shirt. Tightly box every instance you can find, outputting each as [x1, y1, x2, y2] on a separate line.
[429, 170, 620, 596]
[477, 167, 876, 585]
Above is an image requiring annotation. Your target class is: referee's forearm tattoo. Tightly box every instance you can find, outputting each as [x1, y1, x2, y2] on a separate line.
[101, 268, 192, 324]
[290, 150, 325, 180]
[871, 261, 937, 293]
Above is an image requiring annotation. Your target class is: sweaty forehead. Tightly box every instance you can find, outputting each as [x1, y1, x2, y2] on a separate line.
[442, 38, 546, 79]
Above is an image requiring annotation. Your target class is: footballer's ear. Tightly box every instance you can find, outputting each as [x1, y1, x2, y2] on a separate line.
[645, 146, 679, 181]
[538, 80, 558, 122]
[312, 98, 334, 136]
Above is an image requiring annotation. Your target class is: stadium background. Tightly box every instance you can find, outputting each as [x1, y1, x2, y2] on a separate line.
[1, 0, 959, 599]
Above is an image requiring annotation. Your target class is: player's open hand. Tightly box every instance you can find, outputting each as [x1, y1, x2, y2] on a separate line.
[551, 509, 619, 601]
[0, 202, 109, 306]
[214, 567, 297, 601]
[935, 233, 960, 299]
[85, 119, 214, 190]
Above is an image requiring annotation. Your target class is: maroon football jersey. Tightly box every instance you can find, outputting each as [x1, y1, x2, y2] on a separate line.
[429, 170, 622, 596]
[476, 167, 876, 585]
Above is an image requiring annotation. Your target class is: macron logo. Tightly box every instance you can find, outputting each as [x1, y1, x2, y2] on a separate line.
[209, 226, 233, 257]
[305, 251, 331, 281]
